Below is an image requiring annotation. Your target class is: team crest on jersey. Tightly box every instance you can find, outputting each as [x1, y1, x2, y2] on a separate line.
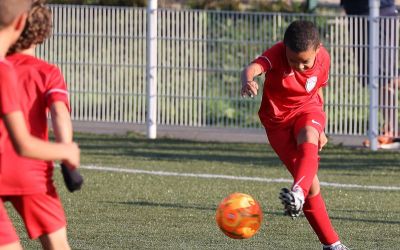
[305, 76, 317, 93]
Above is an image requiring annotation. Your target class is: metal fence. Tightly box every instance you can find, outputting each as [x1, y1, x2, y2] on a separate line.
[36, 5, 400, 137]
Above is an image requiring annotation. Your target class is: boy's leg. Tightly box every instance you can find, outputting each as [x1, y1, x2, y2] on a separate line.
[265, 126, 298, 175]
[296, 124, 344, 247]
[0, 243, 23, 250]
[279, 112, 325, 217]
[291, 111, 325, 197]
[9, 189, 70, 250]
[0, 197, 22, 250]
[289, 126, 319, 197]
[267, 126, 307, 217]
[274, 112, 346, 247]
[39, 227, 70, 250]
[303, 176, 340, 246]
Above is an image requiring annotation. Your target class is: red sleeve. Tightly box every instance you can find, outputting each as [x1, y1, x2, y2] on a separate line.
[0, 62, 20, 116]
[251, 42, 284, 73]
[45, 66, 70, 112]
[252, 51, 273, 72]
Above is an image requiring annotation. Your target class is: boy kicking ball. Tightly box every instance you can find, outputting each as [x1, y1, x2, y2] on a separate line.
[241, 20, 349, 250]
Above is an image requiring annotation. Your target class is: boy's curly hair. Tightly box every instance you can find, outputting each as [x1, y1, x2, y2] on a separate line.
[8, 0, 52, 55]
[283, 20, 320, 53]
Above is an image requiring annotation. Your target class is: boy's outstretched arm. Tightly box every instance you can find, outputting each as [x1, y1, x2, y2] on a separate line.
[240, 63, 263, 97]
[3, 111, 80, 167]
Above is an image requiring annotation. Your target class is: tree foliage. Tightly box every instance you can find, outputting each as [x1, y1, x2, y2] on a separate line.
[47, 0, 146, 6]
[47, 0, 310, 13]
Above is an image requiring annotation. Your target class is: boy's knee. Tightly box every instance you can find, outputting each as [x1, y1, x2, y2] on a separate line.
[308, 186, 320, 197]
[39, 227, 70, 250]
[297, 126, 319, 145]
[307, 176, 320, 197]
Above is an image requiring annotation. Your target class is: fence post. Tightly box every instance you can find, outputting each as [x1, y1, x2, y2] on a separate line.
[369, 0, 379, 150]
[146, 0, 158, 139]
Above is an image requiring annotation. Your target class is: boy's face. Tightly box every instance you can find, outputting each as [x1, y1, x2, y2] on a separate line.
[285, 44, 320, 72]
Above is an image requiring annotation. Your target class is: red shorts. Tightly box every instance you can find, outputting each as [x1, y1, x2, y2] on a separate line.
[0, 189, 66, 244]
[0, 198, 19, 245]
[265, 111, 326, 176]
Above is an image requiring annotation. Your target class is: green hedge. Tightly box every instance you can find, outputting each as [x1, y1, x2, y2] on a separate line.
[47, 0, 312, 12]
[47, 0, 145, 6]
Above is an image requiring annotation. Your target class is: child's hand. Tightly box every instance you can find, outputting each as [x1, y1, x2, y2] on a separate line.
[64, 142, 80, 169]
[241, 80, 259, 98]
[61, 163, 84, 192]
[319, 132, 328, 151]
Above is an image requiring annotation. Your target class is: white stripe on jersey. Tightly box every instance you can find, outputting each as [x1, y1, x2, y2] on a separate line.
[259, 55, 272, 70]
[45, 88, 69, 98]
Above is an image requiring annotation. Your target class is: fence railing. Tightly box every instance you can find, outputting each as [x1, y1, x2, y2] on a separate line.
[36, 5, 400, 138]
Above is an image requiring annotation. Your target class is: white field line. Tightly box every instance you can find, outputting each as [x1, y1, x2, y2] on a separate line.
[80, 165, 400, 191]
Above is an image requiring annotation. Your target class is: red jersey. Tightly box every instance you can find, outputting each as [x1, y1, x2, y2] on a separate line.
[0, 60, 21, 191]
[0, 53, 69, 195]
[0, 60, 20, 116]
[253, 42, 330, 128]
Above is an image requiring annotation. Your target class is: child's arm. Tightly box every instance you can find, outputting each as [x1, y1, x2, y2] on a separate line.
[3, 110, 80, 167]
[50, 101, 83, 192]
[50, 101, 75, 167]
[241, 63, 263, 97]
[50, 102, 72, 143]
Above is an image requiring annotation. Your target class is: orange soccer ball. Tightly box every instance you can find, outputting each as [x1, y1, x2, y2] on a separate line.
[215, 192, 263, 239]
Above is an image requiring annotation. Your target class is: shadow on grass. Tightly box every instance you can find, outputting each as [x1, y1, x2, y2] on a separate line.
[87, 150, 280, 166]
[102, 200, 282, 216]
[102, 200, 216, 212]
[102, 200, 400, 225]
[75, 132, 400, 171]
[77, 134, 281, 167]
[331, 216, 400, 225]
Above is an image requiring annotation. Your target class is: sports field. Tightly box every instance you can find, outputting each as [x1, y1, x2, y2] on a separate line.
[7, 132, 400, 249]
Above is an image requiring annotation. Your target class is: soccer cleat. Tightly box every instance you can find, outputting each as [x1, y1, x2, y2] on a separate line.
[322, 243, 350, 250]
[279, 188, 304, 218]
